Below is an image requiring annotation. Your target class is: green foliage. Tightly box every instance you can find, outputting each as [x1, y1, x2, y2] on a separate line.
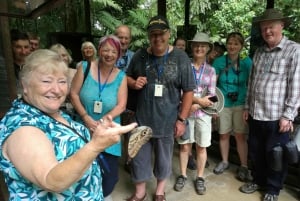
[92, 11, 121, 36]
[278, 0, 300, 42]
[93, 0, 122, 11]
[8, 0, 300, 51]
[166, 0, 185, 40]
[190, 0, 212, 14]
[90, 0, 154, 50]
[114, 0, 139, 10]
[126, 10, 150, 49]
[206, 0, 265, 41]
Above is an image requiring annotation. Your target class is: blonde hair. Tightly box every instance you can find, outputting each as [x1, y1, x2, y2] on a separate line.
[81, 41, 97, 60]
[20, 49, 69, 85]
[49, 43, 73, 64]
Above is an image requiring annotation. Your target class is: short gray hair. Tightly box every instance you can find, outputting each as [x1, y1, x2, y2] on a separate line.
[20, 49, 69, 86]
[49, 43, 73, 64]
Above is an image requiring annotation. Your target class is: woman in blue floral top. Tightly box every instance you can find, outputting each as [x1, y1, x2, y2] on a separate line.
[0, 49, 136, 201]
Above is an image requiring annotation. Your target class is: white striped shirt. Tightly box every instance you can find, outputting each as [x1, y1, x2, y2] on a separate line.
[245, 36, 300, 121]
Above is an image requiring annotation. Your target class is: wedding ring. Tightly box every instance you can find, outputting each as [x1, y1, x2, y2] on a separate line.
[99, 118, 104, 124]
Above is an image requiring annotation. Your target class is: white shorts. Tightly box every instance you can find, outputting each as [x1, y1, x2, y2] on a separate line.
[177, 115, 212, 147]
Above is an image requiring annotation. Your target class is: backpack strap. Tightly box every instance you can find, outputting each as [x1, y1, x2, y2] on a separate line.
[82, 61, 91, 84]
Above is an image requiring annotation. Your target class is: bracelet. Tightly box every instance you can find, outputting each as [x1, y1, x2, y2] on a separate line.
[177, 116, 187, 124]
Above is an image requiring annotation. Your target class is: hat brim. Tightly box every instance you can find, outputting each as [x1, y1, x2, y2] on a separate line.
[188, 41, 214, 54]
[201, 87, 224, 115]
[253, 17, 291, 27]
[148, 25, 169, 33]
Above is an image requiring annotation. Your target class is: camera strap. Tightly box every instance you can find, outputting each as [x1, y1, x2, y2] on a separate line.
[225, 55, 240, 91]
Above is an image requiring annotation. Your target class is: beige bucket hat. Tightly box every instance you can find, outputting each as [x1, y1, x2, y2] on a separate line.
[189, 32, 213, 52]
[201, 87, 225, 115]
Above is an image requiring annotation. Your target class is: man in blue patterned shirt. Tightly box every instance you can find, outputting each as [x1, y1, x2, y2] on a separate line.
[239, 8, 300, 201]
[114, 25, 136, 175]
[115, 25, 135, 72]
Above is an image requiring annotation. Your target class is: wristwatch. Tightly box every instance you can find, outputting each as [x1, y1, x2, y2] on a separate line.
[177, 116, 187, 124]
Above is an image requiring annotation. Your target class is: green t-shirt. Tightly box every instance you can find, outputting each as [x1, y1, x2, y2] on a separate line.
[213, 55, 252, 107]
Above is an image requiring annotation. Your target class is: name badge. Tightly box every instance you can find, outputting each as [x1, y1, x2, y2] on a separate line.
[154, 84, 163, 97]
[94, 101, 102, 113]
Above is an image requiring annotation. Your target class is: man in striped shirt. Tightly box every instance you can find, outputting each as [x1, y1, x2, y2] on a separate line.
[239, 8, 300, 201]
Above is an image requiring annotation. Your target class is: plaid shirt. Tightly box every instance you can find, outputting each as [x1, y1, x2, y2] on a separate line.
[192, 62, 216, 118]
[245, 36, 300, 121]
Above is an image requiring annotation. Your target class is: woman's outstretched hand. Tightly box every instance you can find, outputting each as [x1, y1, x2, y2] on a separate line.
[90, 115, 138, 152]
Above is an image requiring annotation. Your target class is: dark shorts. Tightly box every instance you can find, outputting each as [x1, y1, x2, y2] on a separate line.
[98, 152, 119, 196]
[131, 136, 174, 182]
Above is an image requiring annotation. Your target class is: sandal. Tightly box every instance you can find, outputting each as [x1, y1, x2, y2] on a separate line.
[126, 193, 147, 201]
[153, 194, 166, 201]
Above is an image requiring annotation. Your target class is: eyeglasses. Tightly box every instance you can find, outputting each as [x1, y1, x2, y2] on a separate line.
[149, 30, 168, 38]
[192, 43, 209, 48]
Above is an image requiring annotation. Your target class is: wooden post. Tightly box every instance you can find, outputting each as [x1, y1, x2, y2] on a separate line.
[157, 0, 166, 17]
[266, 0, 275, 8]
[0, 0, 18, 118]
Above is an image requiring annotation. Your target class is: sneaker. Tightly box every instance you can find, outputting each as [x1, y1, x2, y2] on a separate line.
[237, 166, 253, 182]
[239, 182, 260, 194]
[263, 193, 278, 201]
[174, 175, 187, 191]
[194, 177, 206, 195]
[187, 155, 196, 170]
[213, 162, 229, 174]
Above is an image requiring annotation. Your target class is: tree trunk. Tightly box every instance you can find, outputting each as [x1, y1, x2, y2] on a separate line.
[266, 0, 275, 8]
[84, 0, 91, 34]
[184, 0, 190, 37]
[65, 0, 77, 32]
[157, 0, 166, 17]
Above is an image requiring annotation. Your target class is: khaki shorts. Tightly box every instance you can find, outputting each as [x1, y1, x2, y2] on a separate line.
[177, 115, 212, 147]
[217, 106, 248, 134]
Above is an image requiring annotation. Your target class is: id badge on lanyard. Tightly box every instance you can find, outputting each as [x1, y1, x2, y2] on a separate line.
[94, 101, 102, 113]
[153, 47, 168, 97]
[154, 84, 163, 97]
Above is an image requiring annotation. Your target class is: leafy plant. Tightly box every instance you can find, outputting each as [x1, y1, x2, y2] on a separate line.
[8, 0, 300, 52]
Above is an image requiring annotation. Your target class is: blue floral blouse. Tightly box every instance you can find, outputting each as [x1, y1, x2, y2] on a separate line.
[0, 99, 103, 201]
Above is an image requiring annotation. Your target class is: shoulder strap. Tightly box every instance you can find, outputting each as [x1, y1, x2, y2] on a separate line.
[83, 61, 91, 84]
